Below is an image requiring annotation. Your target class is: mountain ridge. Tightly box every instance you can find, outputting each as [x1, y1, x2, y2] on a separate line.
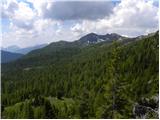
[1, 31, 159, 119]
[1, 50, 23, 63]
[2, 44, 48, 54]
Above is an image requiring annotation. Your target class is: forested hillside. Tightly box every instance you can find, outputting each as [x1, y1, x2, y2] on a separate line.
[1, 50, 23, 63]
[1, 31, 159, 119]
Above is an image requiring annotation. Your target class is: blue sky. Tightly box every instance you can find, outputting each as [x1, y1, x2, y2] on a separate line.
[1, 0, 159, 48]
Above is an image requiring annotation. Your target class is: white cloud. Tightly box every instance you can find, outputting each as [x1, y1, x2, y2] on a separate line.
[33, 19, 56, 32]
[2, 0, 60, 47]
[71, 0, 159, 37]
[2, 0, 159, 48]
[14, 2, 35, 21]
[2, 0, 36, 30]
[26, 0, 53, 17]
[2, 22, 78, 48]
[71, 23, 86, 37]
[102, 0, 158, 29]
[1, 0, 18, 19]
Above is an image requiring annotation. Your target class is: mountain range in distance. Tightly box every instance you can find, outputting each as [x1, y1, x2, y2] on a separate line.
[0, 32, 152, 64]
[1, 44, 48, 63]
[1, 50, 23, 63]
[1, 30, 158, 119]
[1, 32, 125, 63]
[2, 32, 126, 54]
[2, 44, 48, 54]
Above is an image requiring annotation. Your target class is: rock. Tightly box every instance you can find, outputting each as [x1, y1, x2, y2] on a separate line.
[133, 95, 159, 119]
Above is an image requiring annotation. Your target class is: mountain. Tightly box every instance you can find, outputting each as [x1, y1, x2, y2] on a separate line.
[1, 33, 126, 69]
[78, 32, 125, 45]
[30, 32, 125, 53]
[1, 50, 23, 63]
[2, 33, 123, 58]
[15, 44, 48, 54]
[3, 44, 48, 54]
[21, 33, 126, 57]
[1, 31, 159, 119]
[2, 45, 20, 52]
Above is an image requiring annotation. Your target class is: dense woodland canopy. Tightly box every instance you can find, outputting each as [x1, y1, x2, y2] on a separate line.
[1, 31, 159, 119]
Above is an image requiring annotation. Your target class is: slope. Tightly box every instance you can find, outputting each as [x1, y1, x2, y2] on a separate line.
[1, 31, 159, 119]
[1, 50, 23, 63]
[2, 44, 48, 54]
[1, 33, 125, 71]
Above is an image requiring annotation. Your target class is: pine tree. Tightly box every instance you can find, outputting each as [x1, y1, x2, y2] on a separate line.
[79, 90, 90, 118]
[102, 41, 122, 118]
[44, 99, 56, 119]
[22, 101, 34, 118]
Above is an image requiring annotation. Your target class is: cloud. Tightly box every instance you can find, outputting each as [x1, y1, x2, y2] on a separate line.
[2, 21, 77, 48]
[25, 1, 115, 20]
[1, 0, 18, 19]
[1, 0, 159, 48]
[103, 0, 158, 29]
[26, 0, 48, 16]
[71, 0, 159, 37]
[33, 19, 55, 32]
[31, 1, 115, 20]
[13, 2, 35, 21]
[2, 0, 36, 30]
[101, 0, 159, 36]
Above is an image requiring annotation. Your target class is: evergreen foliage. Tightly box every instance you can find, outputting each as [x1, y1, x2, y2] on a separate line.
[1, 31, 159, 118]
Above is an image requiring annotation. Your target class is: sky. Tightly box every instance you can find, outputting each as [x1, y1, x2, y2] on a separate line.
[1, 0, 159, 48]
